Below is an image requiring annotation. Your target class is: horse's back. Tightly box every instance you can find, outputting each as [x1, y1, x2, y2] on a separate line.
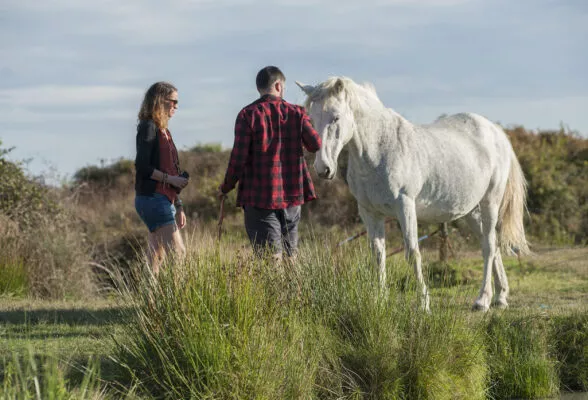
[422, 112, 512, 163]
[427, 113, 498, 140]
[405, 113, 513, 221]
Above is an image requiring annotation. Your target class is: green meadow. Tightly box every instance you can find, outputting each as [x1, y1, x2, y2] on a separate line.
[1, 228, 586, 399]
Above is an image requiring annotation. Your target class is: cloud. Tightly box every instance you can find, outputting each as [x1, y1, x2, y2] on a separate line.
[0, 85, 142, 107]
[398, 94, 588, 133]
[1, 0, 587, 179]
[0, 0, 476, 51]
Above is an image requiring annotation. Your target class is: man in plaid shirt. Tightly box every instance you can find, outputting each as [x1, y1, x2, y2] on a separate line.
[218, 66, 321, 261]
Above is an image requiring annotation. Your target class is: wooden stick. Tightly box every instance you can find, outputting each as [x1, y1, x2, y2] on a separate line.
[336, 218, 396, 247]
[446, 235, 457, 259]
[217, 196, 225, 241]
[336, 230, 367, 247]
[387, 229, 440, 257]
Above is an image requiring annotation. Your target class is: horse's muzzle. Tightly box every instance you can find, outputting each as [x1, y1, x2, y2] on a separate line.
[318, 166, 336, 180]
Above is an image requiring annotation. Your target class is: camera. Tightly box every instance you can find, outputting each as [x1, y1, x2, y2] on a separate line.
[176, 171, 190, 193]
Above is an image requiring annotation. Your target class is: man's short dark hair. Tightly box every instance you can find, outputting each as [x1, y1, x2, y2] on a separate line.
[256, 66, 286, 91]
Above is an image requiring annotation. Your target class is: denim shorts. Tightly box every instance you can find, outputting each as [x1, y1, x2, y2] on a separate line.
[135, 193, 176, 233]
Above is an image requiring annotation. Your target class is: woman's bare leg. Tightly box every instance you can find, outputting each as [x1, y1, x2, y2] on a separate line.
[148, 224, 185, 275]
[147, 231, 165, 276]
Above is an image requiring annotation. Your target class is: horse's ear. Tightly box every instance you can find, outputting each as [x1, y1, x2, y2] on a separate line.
[333, 78, 344, 95]
[295, 81, 315, 96]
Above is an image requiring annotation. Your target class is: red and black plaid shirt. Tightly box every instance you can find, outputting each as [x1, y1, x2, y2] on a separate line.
[221, 94, 321, 209]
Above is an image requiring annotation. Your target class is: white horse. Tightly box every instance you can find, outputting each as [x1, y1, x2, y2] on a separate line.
[297, 77, 529, 312]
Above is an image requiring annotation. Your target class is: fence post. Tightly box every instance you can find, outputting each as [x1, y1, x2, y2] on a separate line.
[439, 222, 449, 262]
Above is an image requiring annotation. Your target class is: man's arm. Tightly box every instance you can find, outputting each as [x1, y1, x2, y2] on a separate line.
[220, 110, 252, 193]
[300, 112, 321, 153]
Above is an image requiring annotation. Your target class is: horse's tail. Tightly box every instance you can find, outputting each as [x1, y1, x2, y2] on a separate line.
[499, 149, 530, 255]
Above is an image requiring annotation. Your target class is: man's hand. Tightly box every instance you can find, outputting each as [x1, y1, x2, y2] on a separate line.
[216, 185, 227, 200]
[176, 208, 187, 229]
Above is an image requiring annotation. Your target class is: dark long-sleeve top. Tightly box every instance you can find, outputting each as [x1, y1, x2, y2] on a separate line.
[134, 119, 182, 206]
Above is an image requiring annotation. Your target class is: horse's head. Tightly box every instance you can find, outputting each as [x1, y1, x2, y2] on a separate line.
[296, 78, 356, 180]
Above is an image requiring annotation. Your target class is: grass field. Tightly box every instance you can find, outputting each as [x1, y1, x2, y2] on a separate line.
[0, 228, 586, 399]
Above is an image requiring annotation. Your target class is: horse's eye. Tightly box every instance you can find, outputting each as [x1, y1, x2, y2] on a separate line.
[332, 116, 339, 123]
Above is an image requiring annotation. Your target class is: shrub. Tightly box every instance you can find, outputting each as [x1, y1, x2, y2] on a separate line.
[507, 127, 588, 244]
[0, 148, 60, 230]
[189, 142, 223, 153]
[73, 159, 135, 188]
[0, 142, 97, 299]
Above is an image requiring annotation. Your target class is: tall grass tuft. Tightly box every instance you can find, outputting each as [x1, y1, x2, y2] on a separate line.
[113, 232, 492, 399]
[551, 312, 588, 391]
[397, 307, 487, 400]
[0, 215, 98, 299]
[0, 350, 106, 399]
[114, 242, 337, 399]
[295, 243, 405, 398]
[0, 215, 28, 297]
[486, 313, 559, 399]
[0, 258, 28, 297]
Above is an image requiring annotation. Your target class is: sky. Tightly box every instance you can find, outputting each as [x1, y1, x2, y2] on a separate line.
[1, 0, 587, 181]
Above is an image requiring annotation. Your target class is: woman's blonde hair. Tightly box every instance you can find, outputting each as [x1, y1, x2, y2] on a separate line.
[138, 82, 177, 129]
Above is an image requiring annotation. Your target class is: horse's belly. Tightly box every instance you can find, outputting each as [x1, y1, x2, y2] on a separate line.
[414, 205, 468, 223]
[414, 191, 481, 222]
[414, 171, 490, 223]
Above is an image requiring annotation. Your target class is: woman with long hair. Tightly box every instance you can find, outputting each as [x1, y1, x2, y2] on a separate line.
[134, 81, 189, 275]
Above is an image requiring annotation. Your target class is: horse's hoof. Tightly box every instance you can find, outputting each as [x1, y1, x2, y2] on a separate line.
[492, 299, 509, 309]
[472, 301, 490, 312]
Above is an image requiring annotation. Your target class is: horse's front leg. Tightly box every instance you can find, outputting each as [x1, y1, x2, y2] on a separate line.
[358, 205, 386, 290]
[397, 196, 430, 312]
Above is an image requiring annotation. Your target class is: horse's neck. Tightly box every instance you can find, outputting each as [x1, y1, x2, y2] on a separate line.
[348, 107, 412, 168]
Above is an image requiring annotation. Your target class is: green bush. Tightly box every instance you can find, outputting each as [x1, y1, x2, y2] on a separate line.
[0, 146, 61, 230]
[507, 127, 588, 244]
[189, 142, 223, 153]
[0, 141, 96, 299]
[73, 159, 134, 188]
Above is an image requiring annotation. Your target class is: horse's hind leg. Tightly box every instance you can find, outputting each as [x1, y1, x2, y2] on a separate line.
[397, 196, 430, 312]
[472, 201, 500, 312]
[358, 205, 386, 290]
[491, 251, 509, 308]
[465, 207, 509, 309]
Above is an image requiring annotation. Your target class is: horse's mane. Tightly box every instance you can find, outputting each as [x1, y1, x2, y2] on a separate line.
[303, 76, 384, 115]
